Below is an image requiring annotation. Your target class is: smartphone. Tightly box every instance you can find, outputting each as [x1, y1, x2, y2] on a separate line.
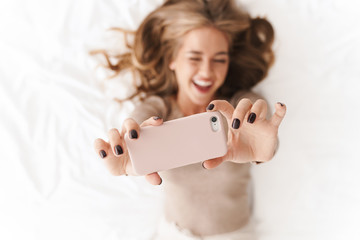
[124, 111, 228, 175]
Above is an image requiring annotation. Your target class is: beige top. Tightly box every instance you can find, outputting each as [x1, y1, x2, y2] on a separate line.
[130, 91, 261, 237]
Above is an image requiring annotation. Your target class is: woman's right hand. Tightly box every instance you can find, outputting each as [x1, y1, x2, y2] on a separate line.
[94, 116, 163, 185]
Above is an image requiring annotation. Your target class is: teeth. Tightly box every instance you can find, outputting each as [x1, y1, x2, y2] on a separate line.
[193, 79, 212, 87]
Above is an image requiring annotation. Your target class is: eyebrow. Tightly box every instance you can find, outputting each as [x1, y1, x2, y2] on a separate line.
[186, 50, 229, 56]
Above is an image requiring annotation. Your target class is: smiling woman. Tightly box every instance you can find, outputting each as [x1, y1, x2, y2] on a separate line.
[2, 0, 360, 239]
[92, 0, 285, 239]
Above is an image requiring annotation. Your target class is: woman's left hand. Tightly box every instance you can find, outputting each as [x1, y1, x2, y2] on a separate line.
[203, 98, 286, 168]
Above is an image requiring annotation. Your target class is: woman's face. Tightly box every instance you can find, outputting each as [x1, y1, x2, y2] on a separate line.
[170, 27, 230, 106]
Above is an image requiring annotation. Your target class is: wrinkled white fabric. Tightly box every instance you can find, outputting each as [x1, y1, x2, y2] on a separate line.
[153, 216, 256, 240]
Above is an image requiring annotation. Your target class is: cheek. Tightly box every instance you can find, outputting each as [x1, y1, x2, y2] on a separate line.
[175, 69, 191, 88]
[176, 63, 197, 82]
[216, 65, 229, 83]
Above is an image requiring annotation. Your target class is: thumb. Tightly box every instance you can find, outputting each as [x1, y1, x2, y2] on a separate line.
[140, 116, 164, 127]
[145, 172, 162, 185]
[202, 157, 224, 169]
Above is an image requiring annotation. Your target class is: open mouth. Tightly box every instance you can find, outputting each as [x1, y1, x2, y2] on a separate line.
[192, 79, 213, 93]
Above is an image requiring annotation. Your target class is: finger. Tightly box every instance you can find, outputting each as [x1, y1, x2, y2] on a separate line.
[108, 128, 124, 156]
[270, 102, 287, 127]
[94, 138, 110, 159]
[145, 172, 163, 185]
[140, 116, 164, 127]
[247, 99, 268, 124]
[121, 118, 140, 140]
[231, 98, 253, 130]
[94, 138, 126, 176]
[206, 100, 234, 127]
[202, 157, 224, 169]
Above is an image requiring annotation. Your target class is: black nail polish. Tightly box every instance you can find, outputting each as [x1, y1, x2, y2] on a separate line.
[207, 104, 214, 110]
[114, 145, 123, 155]
[247, 113, 256, 123]
[232, 118, 240, 129]
[130, 129, 138, 139]
[99, 150, 107, 158]
[153, 116, 162, 120]
[277, 102, 284, 107]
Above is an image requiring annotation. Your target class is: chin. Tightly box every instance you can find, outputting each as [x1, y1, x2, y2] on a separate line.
[190, 93, 213, 106]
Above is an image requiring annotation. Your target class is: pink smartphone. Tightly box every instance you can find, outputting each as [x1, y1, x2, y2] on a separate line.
[124, 111, 228, 175]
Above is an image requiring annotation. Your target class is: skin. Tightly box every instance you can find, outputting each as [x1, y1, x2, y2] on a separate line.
[93, 27, 286, 185]
[169, 27, 229, 115]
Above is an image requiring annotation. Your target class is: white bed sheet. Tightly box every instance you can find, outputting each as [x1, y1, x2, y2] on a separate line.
[1, 0, 359, 239]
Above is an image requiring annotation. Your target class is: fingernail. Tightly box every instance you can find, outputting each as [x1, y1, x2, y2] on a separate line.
[201, 161, 207, 169]
[129, 129, 138, 139]
[114, 145, 123, 155]
[207, 103, 214, 110]
[247, 113, 256, 123]
[159, 178, 163, 185]
[277, 102, 284, 107]
[232, 118, 240, 129]
[153, 116, 162, 120]
[99, 150, 107, 158]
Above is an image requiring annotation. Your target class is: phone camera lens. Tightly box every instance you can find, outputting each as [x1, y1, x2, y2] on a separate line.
[211, 116, 217, 123]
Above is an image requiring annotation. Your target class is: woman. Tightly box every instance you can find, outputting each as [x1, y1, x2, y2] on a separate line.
[93, 0, 286, 239]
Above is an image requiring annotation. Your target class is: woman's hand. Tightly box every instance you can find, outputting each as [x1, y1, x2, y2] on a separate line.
[93, 116, 163, 185]
[203, 99, 286, 168]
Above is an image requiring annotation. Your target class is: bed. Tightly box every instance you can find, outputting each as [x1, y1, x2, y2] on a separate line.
[1, 0, 359, 239]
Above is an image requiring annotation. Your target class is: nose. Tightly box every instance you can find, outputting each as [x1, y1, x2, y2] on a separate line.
[199, 59, 213, 79]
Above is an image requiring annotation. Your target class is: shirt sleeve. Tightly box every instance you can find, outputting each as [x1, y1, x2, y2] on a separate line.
[129, 95, 169, 124]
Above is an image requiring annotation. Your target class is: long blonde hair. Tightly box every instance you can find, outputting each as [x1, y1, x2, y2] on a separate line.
[92, 0, 274, 102]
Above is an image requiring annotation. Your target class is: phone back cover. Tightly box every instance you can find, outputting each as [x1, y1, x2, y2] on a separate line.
[125, 111, 228, 175]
